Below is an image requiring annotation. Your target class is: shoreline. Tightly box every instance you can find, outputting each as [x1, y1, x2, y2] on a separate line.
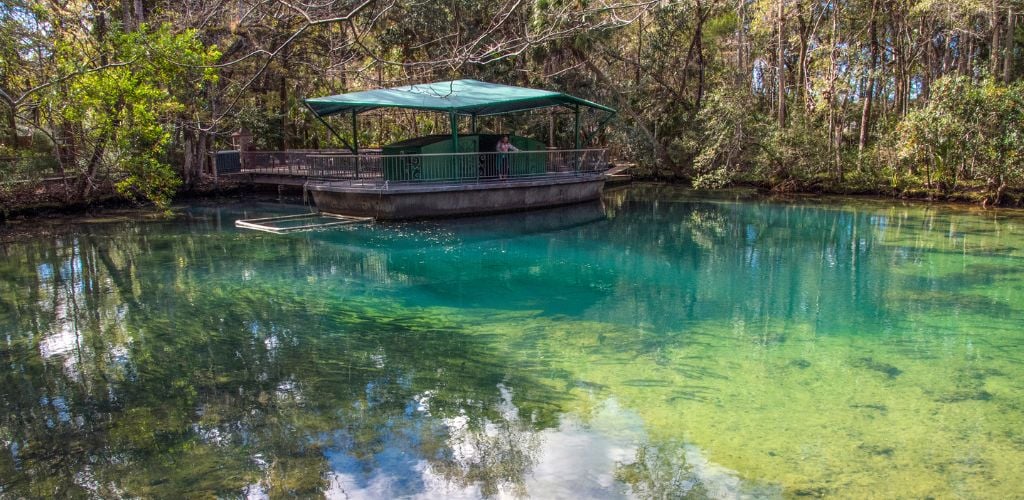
[4, 178, 1023, 230]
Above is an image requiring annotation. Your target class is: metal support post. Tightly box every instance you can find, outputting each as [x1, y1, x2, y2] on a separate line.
[352, 110, 360, 176]
[574, 105, 581, 172]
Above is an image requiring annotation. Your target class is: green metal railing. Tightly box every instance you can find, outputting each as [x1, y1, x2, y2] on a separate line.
[302, 149, 610, 183]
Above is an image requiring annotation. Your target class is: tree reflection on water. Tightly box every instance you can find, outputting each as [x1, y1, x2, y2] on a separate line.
[0, 210, 573, 497]
[3, 187, 1022, 497]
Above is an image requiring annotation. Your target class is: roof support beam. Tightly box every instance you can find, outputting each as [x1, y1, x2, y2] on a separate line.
[449, 112, 460, 175]
[351, 110, 359, 154]
[574, 105, 581, 151]
[449, 112, 459, 153]
[304, 101, 356, 154]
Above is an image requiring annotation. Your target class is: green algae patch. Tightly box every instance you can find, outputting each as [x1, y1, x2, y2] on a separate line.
[455, 313, 1024, 498]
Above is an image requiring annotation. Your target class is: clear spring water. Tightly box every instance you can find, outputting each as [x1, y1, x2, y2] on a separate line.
[1, 184, 1023, 498]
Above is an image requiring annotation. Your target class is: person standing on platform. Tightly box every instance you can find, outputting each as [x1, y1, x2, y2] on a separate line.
[496, 135, 519, 179]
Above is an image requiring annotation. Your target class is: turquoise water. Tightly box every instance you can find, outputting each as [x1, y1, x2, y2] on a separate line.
[1, 184, 1023, 497]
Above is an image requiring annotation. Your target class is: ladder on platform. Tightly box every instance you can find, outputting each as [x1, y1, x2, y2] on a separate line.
[235, 212, 373, 234]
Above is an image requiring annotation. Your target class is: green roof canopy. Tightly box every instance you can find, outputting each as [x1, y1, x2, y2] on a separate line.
[304, 79, 616, 118]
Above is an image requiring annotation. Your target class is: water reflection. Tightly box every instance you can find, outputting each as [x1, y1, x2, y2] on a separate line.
[1, 185, 1023, 497]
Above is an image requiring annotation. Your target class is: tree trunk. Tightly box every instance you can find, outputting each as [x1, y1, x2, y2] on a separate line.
[1004, 6, 1015, 82]
[80, 135, 108, 202]
[694, 0, 706, 112]
[777, 0, 787, 127]
[182, 128, 211, 187]
[183, 129, 195, 187]
[992, 0, 1002, 77]
[892, 11, 906, 117]
[940, 34, 952, 75]
[121, 0, 135, 31]
[134, 0, 144, 26]
[2, 104, 16, 148]
[828, 1, 841, 181]
[859, 0, 879, 151]
[797, 11, 809, 111]
[279, 72, 289, 150]
[94, 4, 108, 65]
[967, 33, 976, 80]
[197, 131, 208, 178]
[636, 12, 644, 87]
[737, 1, 747, 86]
[957, 35, 970, 75]
[921, 18, 932, 101]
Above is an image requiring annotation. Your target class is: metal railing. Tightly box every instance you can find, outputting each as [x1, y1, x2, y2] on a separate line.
[236, 149, 609, 184]
[236, 149, 380, 176]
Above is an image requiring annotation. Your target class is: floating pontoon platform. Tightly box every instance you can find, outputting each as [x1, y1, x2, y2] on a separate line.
[235, 212, 373, 234]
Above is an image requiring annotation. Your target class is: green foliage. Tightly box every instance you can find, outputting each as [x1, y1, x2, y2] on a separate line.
[896, 76, 1024, 201]
[7, 0, 1024, 209]
[39, 23, 219, 208]
[684, 88, 837, 192]
[757, 117, 834, 188]
[682, 86, 764, 188]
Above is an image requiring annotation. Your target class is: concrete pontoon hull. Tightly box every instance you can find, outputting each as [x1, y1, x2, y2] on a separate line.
[308, 175, 604, 220]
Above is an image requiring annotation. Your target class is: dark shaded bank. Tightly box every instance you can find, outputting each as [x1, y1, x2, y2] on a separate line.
[5, 176, 1024, 229]
[612, 183, 1024, 218]
[630, 174, 1024, 208]
[1, 178, 305, 223]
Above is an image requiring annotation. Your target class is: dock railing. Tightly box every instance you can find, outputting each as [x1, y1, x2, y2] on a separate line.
[235, 149, 379, 176]
[232, 149, 609, 184]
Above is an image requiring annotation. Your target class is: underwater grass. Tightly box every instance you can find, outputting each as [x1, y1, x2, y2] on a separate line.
[2, 188, 1024, 497]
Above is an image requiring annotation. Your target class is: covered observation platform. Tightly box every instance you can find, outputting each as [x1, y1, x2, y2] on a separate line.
[303, 79, 615, 155]
[228, 80, 618, 220]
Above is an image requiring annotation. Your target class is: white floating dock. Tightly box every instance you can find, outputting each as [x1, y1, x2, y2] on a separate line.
[235, 212, 374, 234]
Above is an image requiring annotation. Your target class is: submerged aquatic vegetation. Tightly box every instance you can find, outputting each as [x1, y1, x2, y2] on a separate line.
[1, 187, 1023, 497]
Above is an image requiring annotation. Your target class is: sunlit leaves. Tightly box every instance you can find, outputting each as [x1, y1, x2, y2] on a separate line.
[42, 23, 220, 208]
[896, 76, 1024, 198]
